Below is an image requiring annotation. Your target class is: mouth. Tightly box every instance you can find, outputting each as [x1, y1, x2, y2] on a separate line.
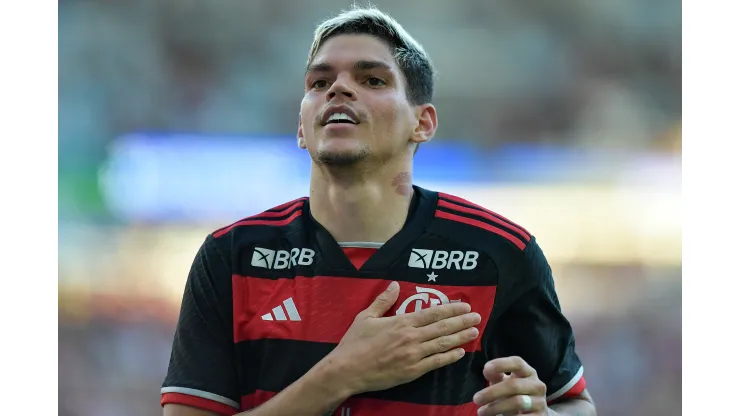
[320, 106, 360, 126]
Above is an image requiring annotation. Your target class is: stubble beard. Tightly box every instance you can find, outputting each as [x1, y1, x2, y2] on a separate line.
[315, 146, 371, 168]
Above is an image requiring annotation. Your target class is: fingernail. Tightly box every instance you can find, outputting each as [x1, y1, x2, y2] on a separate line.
[472, 392, 482, 404]
[388, 281, 399, 291]
[470, 327, 479, 337]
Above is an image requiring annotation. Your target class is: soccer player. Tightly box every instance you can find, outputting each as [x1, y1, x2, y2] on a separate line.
[161, 6, 596, 416]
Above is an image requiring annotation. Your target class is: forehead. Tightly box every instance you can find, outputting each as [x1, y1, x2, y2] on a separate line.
[310, 34, 399, 72]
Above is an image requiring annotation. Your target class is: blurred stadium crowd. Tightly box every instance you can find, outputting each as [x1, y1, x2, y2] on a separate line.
[58, 1, 681, 415]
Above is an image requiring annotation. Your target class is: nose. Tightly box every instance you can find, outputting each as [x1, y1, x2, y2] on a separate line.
[325, 74, 357, 102]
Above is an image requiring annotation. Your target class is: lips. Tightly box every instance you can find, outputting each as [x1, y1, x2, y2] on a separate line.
[320, 105, 359, 126]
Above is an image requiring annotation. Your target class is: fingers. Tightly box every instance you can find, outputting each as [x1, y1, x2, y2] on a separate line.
[411, 347, 467, 376]
[487, 371, 507, 386]
[363, 281, 401, 318]
[419, 327, 480, 356]
[483, 356, 536, 381]
[476, 394, 547, 416]
[474, 376, 547, 406]
[417, 312, 481, 341]
[407, 301, 471, 327]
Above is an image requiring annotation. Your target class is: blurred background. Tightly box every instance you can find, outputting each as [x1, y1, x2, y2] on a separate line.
[58, 0, 681, 415]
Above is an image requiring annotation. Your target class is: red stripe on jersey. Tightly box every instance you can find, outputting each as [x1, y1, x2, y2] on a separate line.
[241, 390, 276, 412]
[249, 201, 305, 219]
[269, 196, 308, 212]
[437, 199, 530, 243]
[561, 376, 587, 399]
[214, 208, 302, 238]
[232, 275, 496, 351]
[438, 193, 531, 237]
[341, 247, 378, 269]
[241, 390, 478, 415]
[213, 198, 305, 238]
[161, 392, 238, 416]
[435, 210, 526, 250]
[547, 375, 587, 405]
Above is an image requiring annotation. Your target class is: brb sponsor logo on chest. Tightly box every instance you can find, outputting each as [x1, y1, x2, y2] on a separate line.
[251, 247, 315, 269]
[408, 248, 478, 270]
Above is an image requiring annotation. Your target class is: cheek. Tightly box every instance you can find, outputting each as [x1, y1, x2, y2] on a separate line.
[300, 97, 318, 128]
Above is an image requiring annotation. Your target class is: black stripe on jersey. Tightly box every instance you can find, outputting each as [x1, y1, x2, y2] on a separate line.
[436, 204, 529, 247]
[236, 338, 487, 406]
[438, 195, 530, 240]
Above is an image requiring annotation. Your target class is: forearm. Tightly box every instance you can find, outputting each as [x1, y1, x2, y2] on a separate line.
[238, 359, 354, 416]
[548, 398, 597, 416]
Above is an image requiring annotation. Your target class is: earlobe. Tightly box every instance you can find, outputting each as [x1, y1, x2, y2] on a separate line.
[412, 104, 438, 145]
[297, 116, 307, 149]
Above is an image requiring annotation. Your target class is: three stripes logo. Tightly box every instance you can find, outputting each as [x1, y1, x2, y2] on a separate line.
[324, 407, 351, 416]
[261, 297, 302, 321]
[435, 192, 531, 251]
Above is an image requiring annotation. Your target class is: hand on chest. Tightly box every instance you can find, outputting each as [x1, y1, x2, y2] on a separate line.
[233, 244, 499, 350]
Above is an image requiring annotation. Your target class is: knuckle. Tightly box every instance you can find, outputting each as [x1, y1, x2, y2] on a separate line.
[536, 381, 547, 396]
[430, 308, 443, 323]
[395, 347, 416, 363]
[433, 354, 445, 368]
[399, 331, 416, 344]
[436, 336, 450, 351]
[436, 320, 450, 334]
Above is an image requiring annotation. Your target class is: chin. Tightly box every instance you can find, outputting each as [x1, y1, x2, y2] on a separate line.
[315, 146, 370, 167]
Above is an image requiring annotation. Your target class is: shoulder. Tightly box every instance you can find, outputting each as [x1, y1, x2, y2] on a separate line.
[209, 197, 308, 247]
[430, 191, 534, 255]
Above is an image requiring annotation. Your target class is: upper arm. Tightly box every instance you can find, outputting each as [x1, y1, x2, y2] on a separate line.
[161, 235, 241, 415]
[493, 238, 587, 403]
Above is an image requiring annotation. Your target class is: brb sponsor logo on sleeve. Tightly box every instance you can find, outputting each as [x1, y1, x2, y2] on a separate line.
[408, 248, 478, 270]
[251, 247, 315, 269]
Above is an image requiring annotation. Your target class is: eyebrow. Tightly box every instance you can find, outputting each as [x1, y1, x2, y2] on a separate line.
[305, 60, 393, 76]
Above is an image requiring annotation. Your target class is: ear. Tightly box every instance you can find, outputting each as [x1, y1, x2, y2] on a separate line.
[410, 103, 437, 145]
[297, 113, 307, 149]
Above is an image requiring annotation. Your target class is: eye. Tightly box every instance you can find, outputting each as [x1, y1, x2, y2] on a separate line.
[365, 77, 387, 87]
[311, 79, 329, 89]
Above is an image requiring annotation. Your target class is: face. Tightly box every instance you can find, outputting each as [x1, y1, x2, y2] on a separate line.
[298, 34, 436, 167]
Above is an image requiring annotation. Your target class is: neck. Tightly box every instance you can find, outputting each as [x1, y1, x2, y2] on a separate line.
[309, 159, 414, 244]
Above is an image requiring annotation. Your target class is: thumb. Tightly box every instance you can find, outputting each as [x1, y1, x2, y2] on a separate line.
[364, 281, 400, 318]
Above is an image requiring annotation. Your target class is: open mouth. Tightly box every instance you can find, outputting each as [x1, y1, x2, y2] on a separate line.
[325, 112, 358, 125]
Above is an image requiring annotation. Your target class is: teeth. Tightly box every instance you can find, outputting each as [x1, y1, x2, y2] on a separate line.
[327, 112, 355, 123]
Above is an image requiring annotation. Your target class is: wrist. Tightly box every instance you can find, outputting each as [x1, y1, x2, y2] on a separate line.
[307, 354, 357, 405]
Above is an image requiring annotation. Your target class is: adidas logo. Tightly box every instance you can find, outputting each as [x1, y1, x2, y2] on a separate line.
[408, 248, 479, 270]
[261, 297, 301, 321]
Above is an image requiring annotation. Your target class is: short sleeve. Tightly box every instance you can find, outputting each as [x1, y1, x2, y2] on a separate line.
[492, 238, 586, 403]
[161, 235, 241, 415]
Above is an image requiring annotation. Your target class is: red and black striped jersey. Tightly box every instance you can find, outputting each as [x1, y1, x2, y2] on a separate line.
[161, 186, 586, 415]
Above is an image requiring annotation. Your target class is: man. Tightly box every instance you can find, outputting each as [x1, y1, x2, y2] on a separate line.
[162, 6, 596, 416]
